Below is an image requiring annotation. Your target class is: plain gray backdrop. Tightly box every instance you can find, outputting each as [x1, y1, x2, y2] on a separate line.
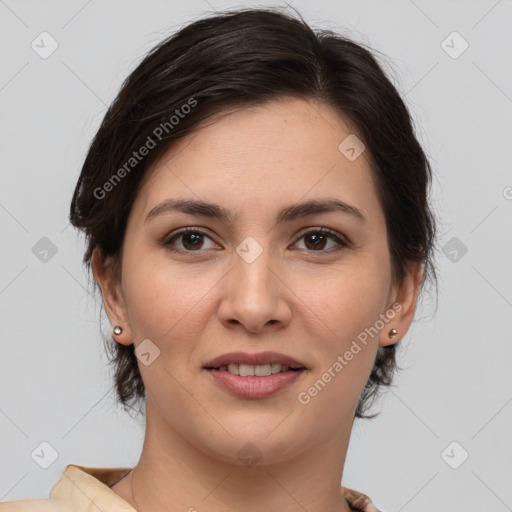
[1, 1, 511, 511]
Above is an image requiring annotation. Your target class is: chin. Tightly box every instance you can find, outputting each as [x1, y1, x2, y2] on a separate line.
[189, 416, 314, 467]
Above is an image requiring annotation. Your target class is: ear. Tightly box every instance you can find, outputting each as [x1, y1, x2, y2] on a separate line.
[379, 261, 423, 347]
[91, 247, 133, 345]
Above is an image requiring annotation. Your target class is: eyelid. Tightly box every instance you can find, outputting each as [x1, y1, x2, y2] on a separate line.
[294, 226, 351, 246]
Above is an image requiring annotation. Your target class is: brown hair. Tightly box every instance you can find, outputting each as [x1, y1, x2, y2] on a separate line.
[69, 6, 438, 419]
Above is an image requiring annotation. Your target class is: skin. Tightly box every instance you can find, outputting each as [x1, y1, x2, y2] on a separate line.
[92, 96, 423, 511]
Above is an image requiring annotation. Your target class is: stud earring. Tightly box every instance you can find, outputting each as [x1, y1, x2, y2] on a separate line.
[113, 326, 123, 336]
[388, 328, 397, 338]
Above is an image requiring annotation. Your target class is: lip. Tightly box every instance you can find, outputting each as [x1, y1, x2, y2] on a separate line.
[204, 351, 306, 369]
[205, 368, 305, 398]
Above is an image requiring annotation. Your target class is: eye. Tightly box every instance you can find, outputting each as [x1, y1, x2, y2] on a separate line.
[293, 227, 349, 252]
[164, 227, 220, 252]
[163, 226, 350, 254]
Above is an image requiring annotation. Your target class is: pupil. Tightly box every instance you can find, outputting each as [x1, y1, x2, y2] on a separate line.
[184, 233, 202, 250]
[306, 233, 326, 250]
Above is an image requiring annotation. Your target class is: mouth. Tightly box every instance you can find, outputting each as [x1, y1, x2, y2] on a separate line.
[205, 362, 304, 376]
[204, 350, 306, 370]
[203, 351, 306, 398]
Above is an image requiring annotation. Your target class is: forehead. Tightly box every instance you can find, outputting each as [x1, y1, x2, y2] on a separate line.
[134, 97, 381, 225]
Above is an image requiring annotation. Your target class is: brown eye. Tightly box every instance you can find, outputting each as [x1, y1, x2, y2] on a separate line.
[304, 232, 328, 250]
[180, 232, 204, 250]
[294, 228, 349, 252]
[163, 227, 349, 255]
[164, 228, 218, 252]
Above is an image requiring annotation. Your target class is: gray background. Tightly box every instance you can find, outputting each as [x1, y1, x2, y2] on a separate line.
[1, 1, 511, 510]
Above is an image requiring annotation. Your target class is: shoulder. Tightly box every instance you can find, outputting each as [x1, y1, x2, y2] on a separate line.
[0, 464, 133, 512]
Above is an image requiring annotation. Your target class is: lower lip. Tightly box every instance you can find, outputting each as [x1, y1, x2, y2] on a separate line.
[205, 369, 305, 398]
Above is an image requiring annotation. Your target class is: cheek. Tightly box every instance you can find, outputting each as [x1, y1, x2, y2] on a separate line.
[122, 253, 212, 342]
[291, 263, 390, 406]
[121, 255, 233, 402]
[295, 260, 390, 342]
[121, 260, 216, 407]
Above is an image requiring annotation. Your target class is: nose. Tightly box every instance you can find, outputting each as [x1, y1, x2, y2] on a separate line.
[217, 244, 292, 334]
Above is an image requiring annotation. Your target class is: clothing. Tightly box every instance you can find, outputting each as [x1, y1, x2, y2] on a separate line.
[0, 464, 381, 511]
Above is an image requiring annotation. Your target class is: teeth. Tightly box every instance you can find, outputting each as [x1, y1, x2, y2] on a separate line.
[227, 363, 239, 375]
[222, 363, 292, 376]
[271, 363, 282, 374]
[255, 364, 272, 376]
[239, 364, 255, 377]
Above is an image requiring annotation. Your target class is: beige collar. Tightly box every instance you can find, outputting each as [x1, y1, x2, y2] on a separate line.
[53, 464, 379, 511]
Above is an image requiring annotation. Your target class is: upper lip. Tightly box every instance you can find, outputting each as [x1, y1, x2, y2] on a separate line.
[204, 351, 306, 369]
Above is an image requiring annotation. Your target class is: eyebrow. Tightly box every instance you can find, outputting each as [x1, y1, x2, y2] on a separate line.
[144, 198, 366, 225]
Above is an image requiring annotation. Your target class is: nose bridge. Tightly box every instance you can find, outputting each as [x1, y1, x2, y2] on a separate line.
[218, 235, 290, 331]
[232, 236, 276, 301]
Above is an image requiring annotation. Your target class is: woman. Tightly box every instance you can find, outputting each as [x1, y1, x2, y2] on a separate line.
[0, 6, 437, 511]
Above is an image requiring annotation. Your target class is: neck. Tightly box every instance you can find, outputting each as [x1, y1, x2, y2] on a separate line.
[115, 399, 354, 512]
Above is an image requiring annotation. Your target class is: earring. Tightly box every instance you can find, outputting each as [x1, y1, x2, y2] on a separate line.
[388, 328, 397, 338]
[113, 325, 123, 335]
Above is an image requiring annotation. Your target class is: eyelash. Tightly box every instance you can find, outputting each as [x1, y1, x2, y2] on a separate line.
[163, 226, 350, 255]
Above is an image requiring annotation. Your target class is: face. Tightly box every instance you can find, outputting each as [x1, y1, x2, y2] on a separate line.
[96, 97, 420, 466]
